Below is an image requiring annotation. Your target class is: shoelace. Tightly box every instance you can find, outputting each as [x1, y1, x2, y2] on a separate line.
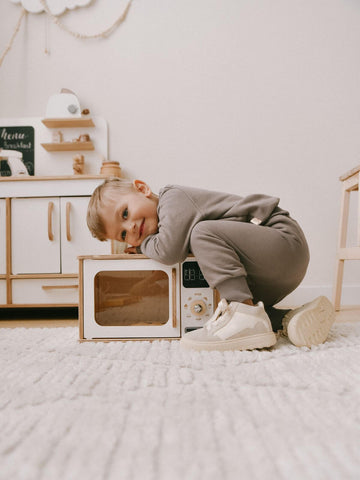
[205, 299, 233, 333]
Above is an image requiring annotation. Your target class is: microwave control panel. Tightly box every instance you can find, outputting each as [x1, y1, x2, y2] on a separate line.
[180, 260, 215, 333]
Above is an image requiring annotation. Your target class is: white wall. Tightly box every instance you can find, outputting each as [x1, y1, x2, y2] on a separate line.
[1, 0, 360, 305]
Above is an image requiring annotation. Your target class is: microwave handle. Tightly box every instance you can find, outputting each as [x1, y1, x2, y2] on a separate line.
[172, 268, 177, 328]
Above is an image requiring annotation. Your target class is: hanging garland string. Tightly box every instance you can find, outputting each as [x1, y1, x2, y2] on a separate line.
[39, 0, 133, 39]
[0, 0, 133, 68]
[0, 7, 27, 68]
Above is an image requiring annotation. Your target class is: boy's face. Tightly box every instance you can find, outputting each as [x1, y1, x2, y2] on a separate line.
[101, 180, 159, 247]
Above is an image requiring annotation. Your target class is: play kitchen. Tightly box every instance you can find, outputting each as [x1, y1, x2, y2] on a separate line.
[79, 254, 219, 341]
[0, 90, 118, 310]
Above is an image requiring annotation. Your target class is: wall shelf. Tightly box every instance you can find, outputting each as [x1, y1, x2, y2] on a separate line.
[41, 141, 95, 152]
[41, 118, 95, 128]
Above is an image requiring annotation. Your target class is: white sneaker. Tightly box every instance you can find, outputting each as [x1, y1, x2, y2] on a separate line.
[180, 298, 277, 351]
[281, 296, 335, 347]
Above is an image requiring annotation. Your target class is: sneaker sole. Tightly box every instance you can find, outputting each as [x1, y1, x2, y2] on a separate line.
[286, 296, 335, 347]
[180, 331, 277, 352]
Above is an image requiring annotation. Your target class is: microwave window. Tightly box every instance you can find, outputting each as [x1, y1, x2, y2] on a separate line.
[94, 270, 169, 326]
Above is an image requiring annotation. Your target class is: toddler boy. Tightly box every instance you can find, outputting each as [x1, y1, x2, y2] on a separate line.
[87, 178, 335, 351]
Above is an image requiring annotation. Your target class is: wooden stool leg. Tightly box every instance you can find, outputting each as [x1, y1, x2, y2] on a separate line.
[333, 260, 344, 311]
[333, 185, 351, 311]
[358, 175, 360, 246]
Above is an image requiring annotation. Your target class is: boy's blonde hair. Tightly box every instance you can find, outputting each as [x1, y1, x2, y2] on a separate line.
[87, 177, 135, 241]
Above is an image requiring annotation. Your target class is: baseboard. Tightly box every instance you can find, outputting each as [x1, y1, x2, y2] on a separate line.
[277, 284, 360, 307]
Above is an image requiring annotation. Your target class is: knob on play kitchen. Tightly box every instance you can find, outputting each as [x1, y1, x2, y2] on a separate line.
[190, 300, 207, 316]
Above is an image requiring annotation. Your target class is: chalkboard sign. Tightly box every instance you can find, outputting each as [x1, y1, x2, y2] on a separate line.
[0, 126, 35, 176]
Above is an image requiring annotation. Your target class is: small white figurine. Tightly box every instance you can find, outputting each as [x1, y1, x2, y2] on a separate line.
[52, 131, 63, 143]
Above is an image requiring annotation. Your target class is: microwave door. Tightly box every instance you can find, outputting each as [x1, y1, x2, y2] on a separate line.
[95, 270, 170, 327]
[82, 259, 181, 339]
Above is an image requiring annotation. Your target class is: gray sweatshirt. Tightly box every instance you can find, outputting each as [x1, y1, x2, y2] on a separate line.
[139, 185, 285, 265]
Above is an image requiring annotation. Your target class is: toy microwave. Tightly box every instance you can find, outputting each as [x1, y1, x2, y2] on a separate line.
[79, 254, 219, 341]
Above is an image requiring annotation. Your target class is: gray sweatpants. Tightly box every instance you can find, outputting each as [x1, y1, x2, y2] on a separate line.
[190, 210, 310, 331]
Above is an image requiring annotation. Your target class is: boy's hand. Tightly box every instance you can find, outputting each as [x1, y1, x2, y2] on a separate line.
[124, 246, 138, 254]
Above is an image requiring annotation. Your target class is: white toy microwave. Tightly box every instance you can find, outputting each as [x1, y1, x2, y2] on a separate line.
[79, 254, 219, 341]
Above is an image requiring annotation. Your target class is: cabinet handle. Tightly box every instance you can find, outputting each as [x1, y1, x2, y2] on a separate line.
[48, 201, 54, 241]
[172, 268, 177, 328]
[42, 284, 79, 290]
[66, 202, 72, 241]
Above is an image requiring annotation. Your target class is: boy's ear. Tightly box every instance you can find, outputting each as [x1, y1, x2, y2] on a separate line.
[133, 179, 152, 197]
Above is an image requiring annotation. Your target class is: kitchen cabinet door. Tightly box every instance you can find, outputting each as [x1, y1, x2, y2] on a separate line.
[0, 200, 6, 274]
[60, 196, 109, 273]
[0, 281, 6, 304]
[11, 197, 61, 274]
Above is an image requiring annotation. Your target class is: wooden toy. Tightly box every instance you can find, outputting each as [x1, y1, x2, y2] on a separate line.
[73, 154, 84, 174]
[100, 160, 121, 177]
[78, 255, 219, 341]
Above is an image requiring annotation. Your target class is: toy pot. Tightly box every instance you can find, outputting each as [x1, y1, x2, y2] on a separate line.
[100, 162, 121, 177]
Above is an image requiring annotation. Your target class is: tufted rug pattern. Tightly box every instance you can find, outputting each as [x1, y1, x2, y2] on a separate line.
[1, 322, 360, 480]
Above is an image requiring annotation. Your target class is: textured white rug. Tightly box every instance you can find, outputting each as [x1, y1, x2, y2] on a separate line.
[1, 322, 360, 480]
